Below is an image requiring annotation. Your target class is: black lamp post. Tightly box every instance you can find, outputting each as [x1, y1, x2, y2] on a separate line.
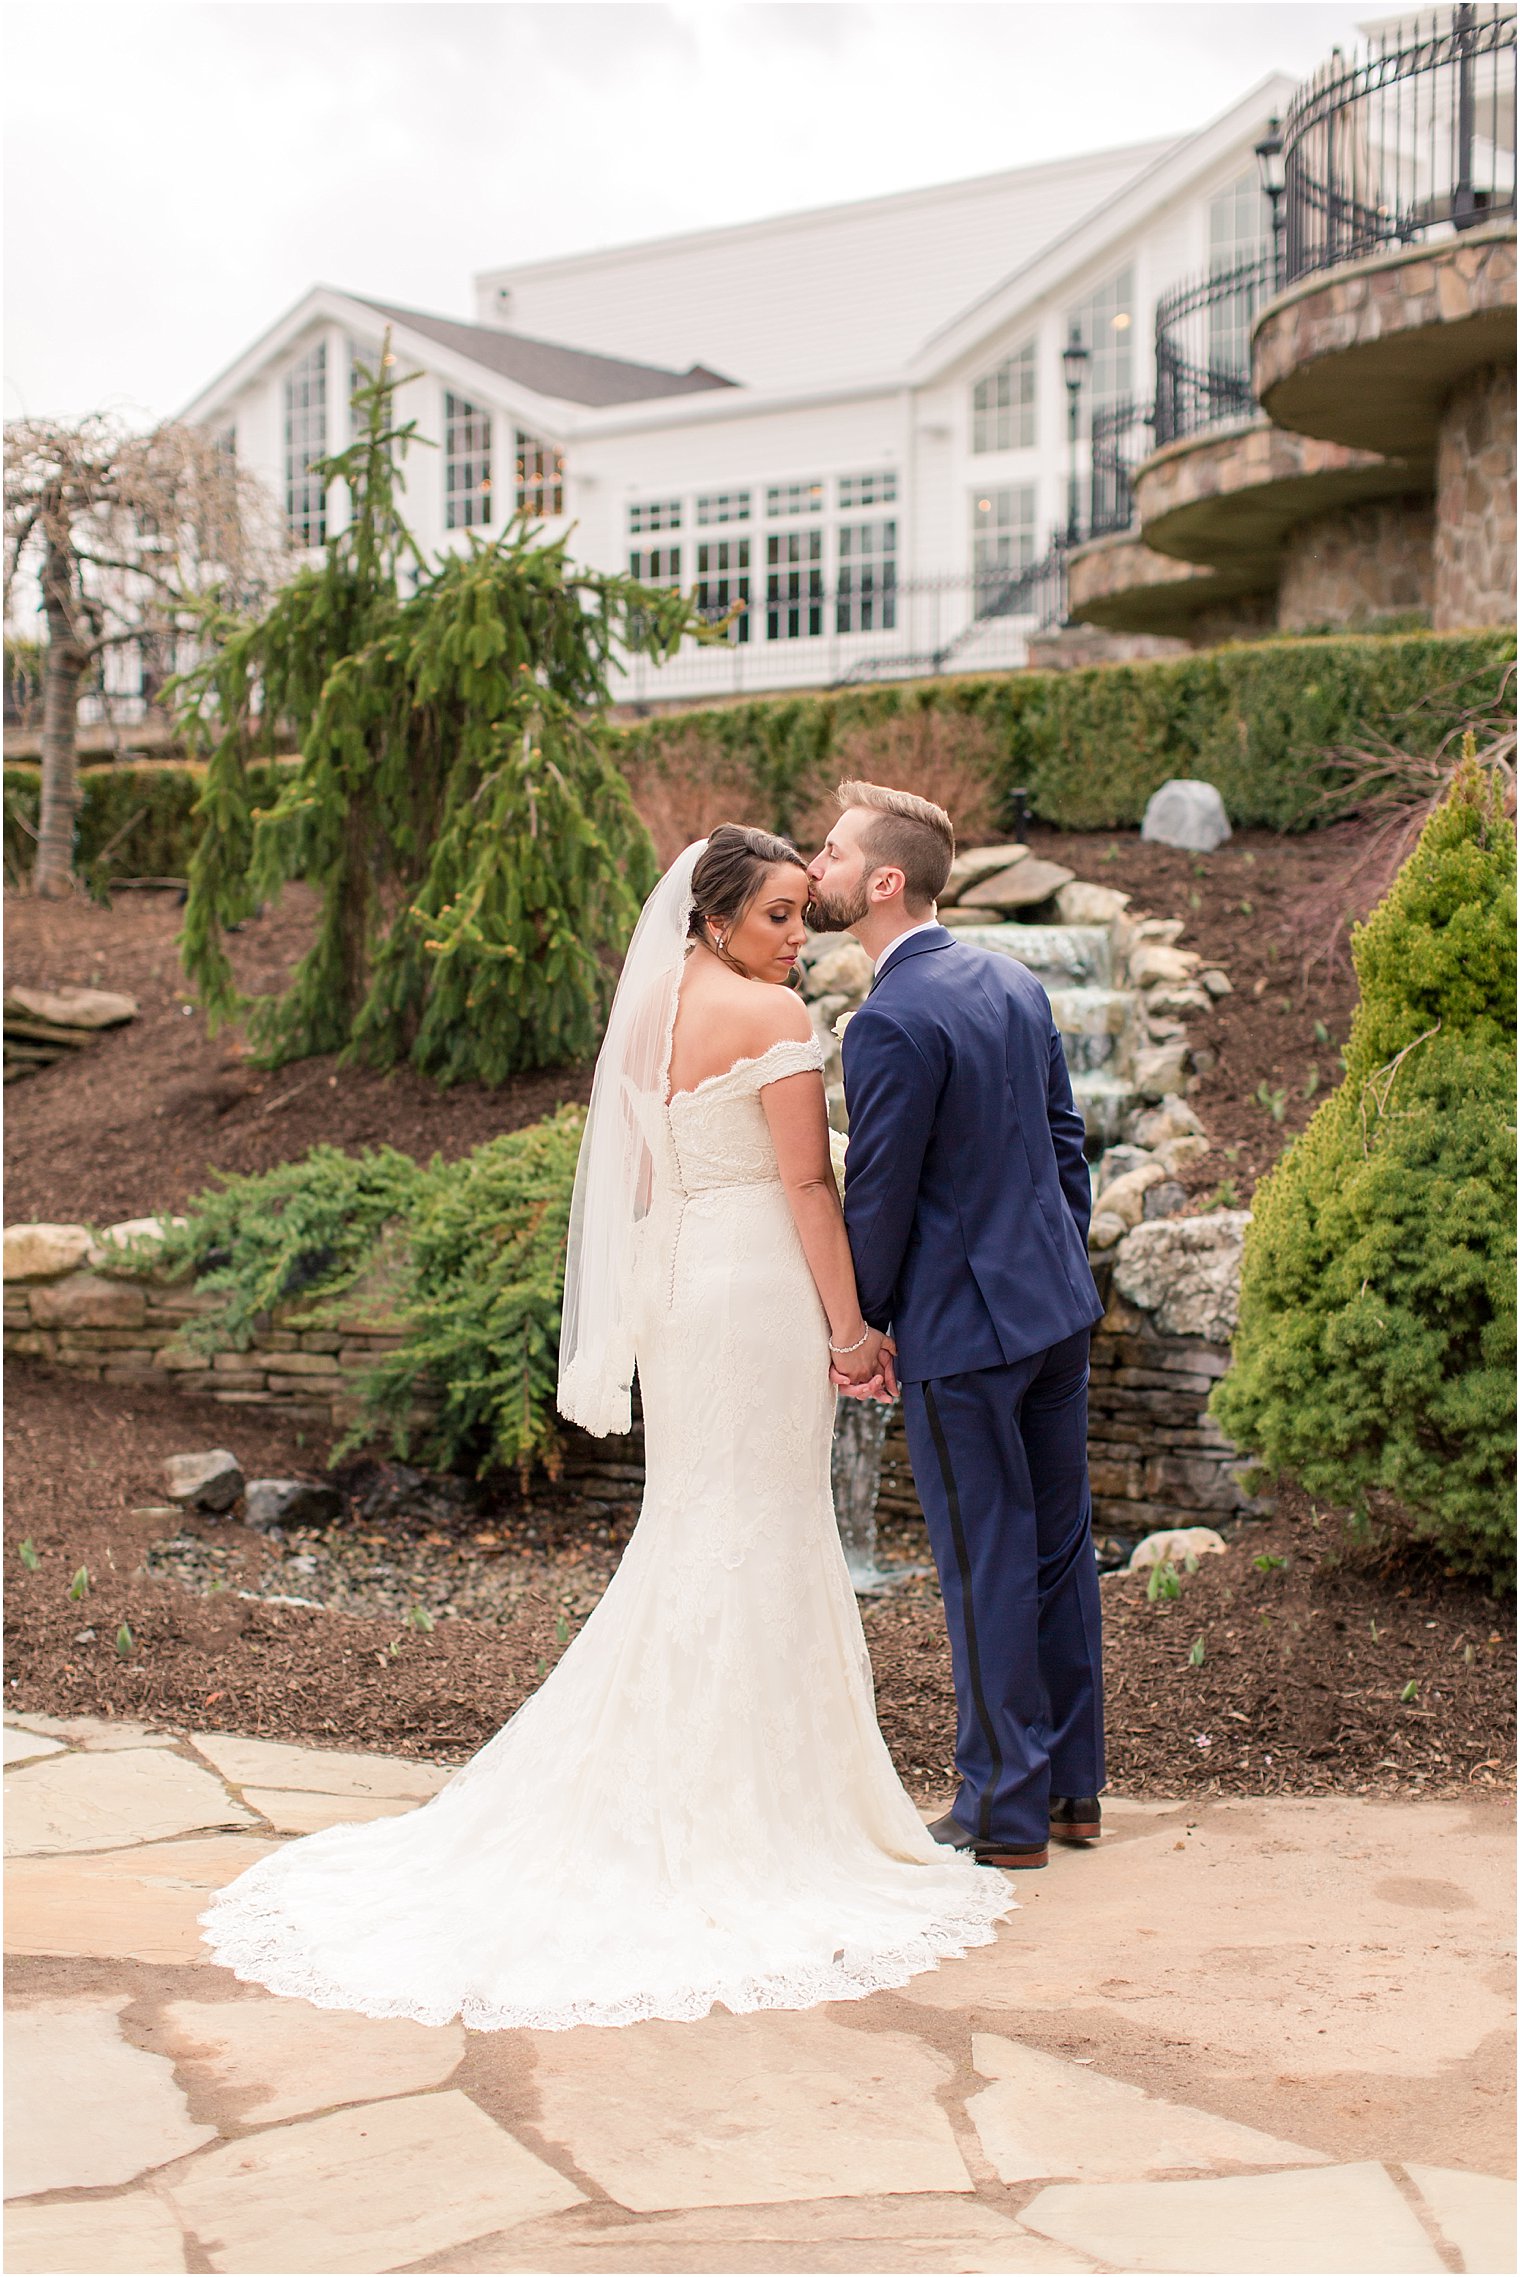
[1061, 328, 1089, 547]
[1255, 114, 1286, 286]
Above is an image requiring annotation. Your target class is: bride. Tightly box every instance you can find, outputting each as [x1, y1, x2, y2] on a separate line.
[200, 827, 1015, 2029]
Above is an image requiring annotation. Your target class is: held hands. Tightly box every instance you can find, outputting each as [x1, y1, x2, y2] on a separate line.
[830, 1329, 898, 1404]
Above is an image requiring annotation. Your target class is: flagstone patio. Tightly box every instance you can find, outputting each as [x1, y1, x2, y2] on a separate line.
[4, 1711, 1514, 2275]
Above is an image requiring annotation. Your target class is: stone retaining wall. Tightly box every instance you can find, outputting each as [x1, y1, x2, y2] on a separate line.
[4, 1214, 1258, 1542]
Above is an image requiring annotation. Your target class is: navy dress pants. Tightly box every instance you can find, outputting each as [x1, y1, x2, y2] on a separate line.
[901, 1328, 1105, 1849]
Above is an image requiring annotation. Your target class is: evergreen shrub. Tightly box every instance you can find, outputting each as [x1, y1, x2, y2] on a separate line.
[1212, 761, 1517, 1587]
[615, 630, 1513, 837]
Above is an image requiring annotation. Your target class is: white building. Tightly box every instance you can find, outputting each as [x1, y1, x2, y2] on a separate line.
[183, 77, 1291, 703]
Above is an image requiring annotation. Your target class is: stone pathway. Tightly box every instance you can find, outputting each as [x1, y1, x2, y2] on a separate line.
[4, 1713, 1514, 2275]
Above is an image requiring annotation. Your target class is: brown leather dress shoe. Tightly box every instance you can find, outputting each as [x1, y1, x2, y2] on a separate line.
[1050, 1795, 1102, 1844]
[927, 1810, 1048, 1870]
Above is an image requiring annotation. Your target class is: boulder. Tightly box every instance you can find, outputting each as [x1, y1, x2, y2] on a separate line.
[960, 857, 1075, 913]
[1094, 1145, 1155, 1195]
[1128, 1095, 1205, 1148]
[4, 985, 138, 1029]
[87, 1217, 185, 1274]
[1127, 942, 1202, 990]
[1142, 1179, 1187, 1221]
[244, 1479, 342, 1533]
[1145, 987, 1213, 1019]
[1087, 1210, 1127, 1251]
[1092, 1161, 1168, 1231]
[1153, 1132, 1211, 1174]
[944, 845, 1027, 902]
[30, 1274, 147, 1329]
[1113, 1211, 1252, 1342]
[1054, 881, 1131, 926]
[1199, 967, 1233, 998]
[1128, 1526, 1228, 1572]
[1133, 1040, 1192, 1100]
[1132, 918, 1186, 946]
[3, 1224, 92, 1282]
[940, 905, 994, 928]
[801, 940, 873, 1003]
[162, 1450, 245, 1514]
[1140, 779, 1232, 853]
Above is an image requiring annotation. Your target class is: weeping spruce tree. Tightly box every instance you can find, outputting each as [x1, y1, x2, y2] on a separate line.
[1213, 758, 1516, 1587]
[178, 350, 695, 1082]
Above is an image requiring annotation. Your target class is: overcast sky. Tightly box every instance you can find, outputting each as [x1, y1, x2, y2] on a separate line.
[5, 1, 1367, 425]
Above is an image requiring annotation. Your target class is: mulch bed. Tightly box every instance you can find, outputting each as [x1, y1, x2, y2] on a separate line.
[6, 1362, 1511, 1800]
[5, 824, 1364, 1224]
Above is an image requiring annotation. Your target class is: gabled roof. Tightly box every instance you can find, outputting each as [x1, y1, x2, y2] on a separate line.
[351, 298, 735, 407]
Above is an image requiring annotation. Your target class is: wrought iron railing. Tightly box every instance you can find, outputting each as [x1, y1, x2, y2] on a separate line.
[1283, 3, 1516, 282]
[1153, 253, 1273, 449]
[1089, 398, 1156, 535]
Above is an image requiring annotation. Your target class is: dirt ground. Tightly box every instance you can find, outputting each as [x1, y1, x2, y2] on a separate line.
[4, 824, 1362, 1224]
[6, 1362, 1511, 1802]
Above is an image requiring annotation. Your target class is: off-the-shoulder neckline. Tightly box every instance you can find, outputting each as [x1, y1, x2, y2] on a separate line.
[665, 1034, 821, 1106]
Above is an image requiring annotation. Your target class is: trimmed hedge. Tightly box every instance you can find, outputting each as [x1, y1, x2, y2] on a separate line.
[615, 629, 1515, 837]
[4, 760, 295, 890]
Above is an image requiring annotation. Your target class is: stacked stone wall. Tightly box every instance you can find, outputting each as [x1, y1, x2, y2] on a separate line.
[5, 1220, 1257, 1542]
[1276, 497, 1435, 631]
[1434, 361, 1518, 631]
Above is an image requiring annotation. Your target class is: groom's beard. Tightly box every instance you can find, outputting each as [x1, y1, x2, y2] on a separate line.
[806, 880, 870, 935]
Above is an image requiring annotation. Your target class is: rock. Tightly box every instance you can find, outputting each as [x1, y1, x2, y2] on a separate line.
[1113, 1211, 1252, 1342]
[1153, 1132, 1211, 1173]
[1095, 1145, 1155, 1195]
[243, 1479, 342, 1533]
[1093, 1162, 1168, 1231]
[30, 1274, 147, 1329]
[1128, 1526, 1228, 1571]
[1142, 1180, 1187, 1220]
[3, 1223, 92, 1281]
[939, 904, 995, 927]
[1146, 986, 1213, 1018]
[1133, 1041, 1192, 1100]
[801, 939, 873, 1003]
[1087, 1212, 1127, 1251]
[5, 984, 138, 1029]
[1132, 918, 1186, 945]
[1127, 942, 1202, 989]
[1200, 967, 1233, 997]
[944, 844, 1027, 902]
[1128, 1095, 1206, 1147]
[87, 1217, 185, 1274]
[961, 857, 1075, 913]
[1055, 881, 1131, 926]
[1140, 779, 1232, 853]
[161, 1450, 244, 1514]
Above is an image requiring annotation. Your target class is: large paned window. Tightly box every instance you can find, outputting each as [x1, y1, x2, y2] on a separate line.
[837, 470, 897, 509]
[971, 341, 1037, 453]
[766, 479, 824, 518]
[1207, 171, 1272, 377]
[444, 393, 492, 529]
[516, 431, 564, 518]
[283, 342, 328, 545]
[629, 499, 681, 534]
[628, 544, 682, 588]
[1066, 269, 1134, 427]
[696, 490, 750, 525]
[971, 485, 1036, 606]
[836, 519, 896, 633]
[766, 529, 823, 640]
[696, 536, 751, 641]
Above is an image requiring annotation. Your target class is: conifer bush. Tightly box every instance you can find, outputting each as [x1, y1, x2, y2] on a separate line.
[176, 348, 697, 1084]
[1213, 761, 1517, 1587]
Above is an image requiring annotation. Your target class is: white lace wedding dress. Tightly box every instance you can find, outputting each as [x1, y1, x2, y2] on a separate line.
[199, 1034, 1014, 2029]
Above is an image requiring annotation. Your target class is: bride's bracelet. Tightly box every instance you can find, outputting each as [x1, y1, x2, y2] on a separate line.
[828, 1324, 873, 1356]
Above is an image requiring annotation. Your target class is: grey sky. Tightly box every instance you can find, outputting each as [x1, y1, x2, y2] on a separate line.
[5, 2, 1366, 425]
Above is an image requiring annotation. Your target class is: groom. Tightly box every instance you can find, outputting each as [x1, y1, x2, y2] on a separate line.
[807, 780, 1106, 1870]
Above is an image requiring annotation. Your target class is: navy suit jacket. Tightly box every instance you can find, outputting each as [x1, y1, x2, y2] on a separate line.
[841, 926, 1103, 1383]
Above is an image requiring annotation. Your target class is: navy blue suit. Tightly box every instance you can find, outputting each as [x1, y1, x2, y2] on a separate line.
[842, 926, 1106, 1845]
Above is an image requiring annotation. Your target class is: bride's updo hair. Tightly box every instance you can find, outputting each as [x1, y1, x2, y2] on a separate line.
[687, 824, 807, 948]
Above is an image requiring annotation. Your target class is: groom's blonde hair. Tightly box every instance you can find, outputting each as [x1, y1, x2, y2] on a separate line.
[835, 780, 955, 912]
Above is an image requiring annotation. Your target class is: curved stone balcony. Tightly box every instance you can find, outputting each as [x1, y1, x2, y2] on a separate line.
[1131, 417, 1425, 583]
[1253, 224, 1517, 460]
[1066, 531, 1267, 637]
